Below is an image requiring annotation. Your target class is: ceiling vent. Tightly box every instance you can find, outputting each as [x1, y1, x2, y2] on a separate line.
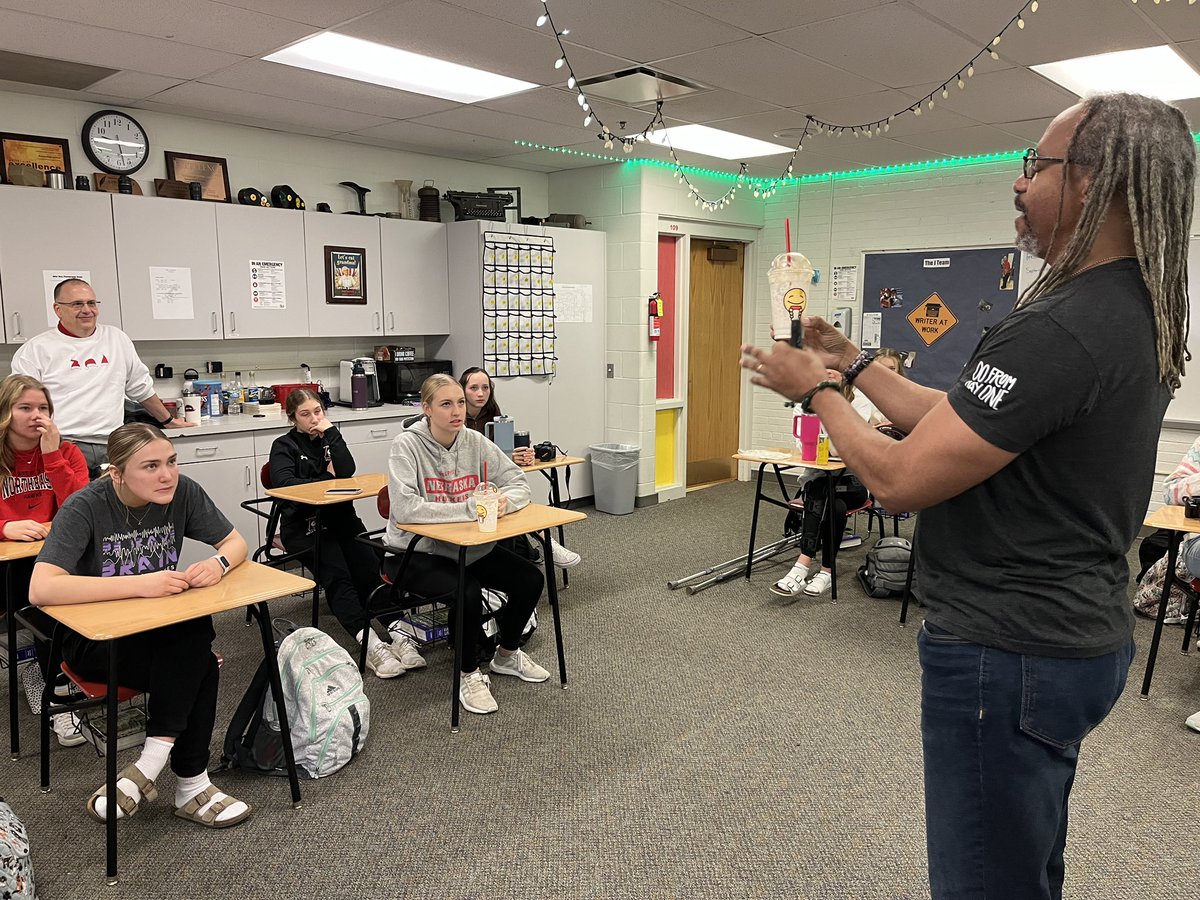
[576, 67, 706, 106]
[0, 49, 117, 91]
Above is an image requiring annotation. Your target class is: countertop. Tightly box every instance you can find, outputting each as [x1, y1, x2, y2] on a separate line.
[164, 402, 422, 439]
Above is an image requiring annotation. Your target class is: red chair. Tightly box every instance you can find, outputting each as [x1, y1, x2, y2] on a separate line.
[240, 464, 317, 625]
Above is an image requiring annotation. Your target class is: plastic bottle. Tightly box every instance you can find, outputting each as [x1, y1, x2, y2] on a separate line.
[351, 361, 369, 410]
[245, 370, 260, 404]
[230, 372, 244, 403]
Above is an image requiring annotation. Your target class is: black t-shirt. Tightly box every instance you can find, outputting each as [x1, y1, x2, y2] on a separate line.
[38, 475, 233, 577]
[916, 260, 1168, 657]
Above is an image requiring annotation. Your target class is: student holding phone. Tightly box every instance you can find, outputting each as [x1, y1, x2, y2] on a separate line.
[269, 389, 425, 678]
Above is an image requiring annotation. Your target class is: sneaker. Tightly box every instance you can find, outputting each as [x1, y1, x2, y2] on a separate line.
[550, 539, 581, 569]
[53, 711, 86, 748]
[386, 628, 428, 670]
[839, 534, 863, 550]
[459, 671, 498, 714]
[803, 570, 833, 596]
[489, 648, 550, 683]
[1187, 710, 1200, 733]
[365, 640, 405, 679]
[770, 567, 809, 597]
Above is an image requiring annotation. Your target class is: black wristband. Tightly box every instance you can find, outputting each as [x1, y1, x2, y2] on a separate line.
[156, 413, 174, 427]
[842, 350, 874, 386]
[799, 380, 843, 414]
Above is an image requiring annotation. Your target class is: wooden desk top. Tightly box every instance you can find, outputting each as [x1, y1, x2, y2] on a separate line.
[1144, 504, 1200, 535]
[42, 561, 315, 641]
[394, 502, 586, 547]
[733, 448, 846, 473]
[0, 539, 44, 562]
[265, 473, 387, 506]
[520, 455, 586, 474]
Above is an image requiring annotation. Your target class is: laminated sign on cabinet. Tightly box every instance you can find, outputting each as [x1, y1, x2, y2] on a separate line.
[216, 204, 309, 339]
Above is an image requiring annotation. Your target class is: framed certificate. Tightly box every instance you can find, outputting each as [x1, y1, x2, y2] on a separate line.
[0, 132, 71, 184]
[164, 151, 231, 202]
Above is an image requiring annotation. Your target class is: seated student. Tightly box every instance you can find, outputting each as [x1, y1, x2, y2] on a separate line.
[29, 423, 252, 828]
[1162, 437, 1200, 733]
[269, 388, 425, 679]
[771, 369, 874, 598]
[459, 366, 581, 569]
[0, 374, 90, 746]
[873, 347, 907, 378]
[386, 374, 550, 715]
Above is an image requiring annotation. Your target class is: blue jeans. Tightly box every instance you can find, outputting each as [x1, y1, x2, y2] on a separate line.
[918, 620, 1134, 900]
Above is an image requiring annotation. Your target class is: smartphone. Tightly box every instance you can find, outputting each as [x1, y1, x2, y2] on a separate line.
[790, 319, 804, 349]
[325, 488, 363, 495]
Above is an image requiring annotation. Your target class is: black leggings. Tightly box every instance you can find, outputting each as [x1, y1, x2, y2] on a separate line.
[64, 616, 219, 778]
[282, 521, 386, 640]
[387, 544, 544, 673]
[799, 475, 869, 569]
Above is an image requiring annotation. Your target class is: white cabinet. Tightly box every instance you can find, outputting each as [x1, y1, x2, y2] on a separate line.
[216, 205, 309, 339]
[112, 194, 222, 341]
[303, 212, 383, 337]
[169, 433, 260, 568]
[380, 218, 449, 335]
[0, 185, 122, 342]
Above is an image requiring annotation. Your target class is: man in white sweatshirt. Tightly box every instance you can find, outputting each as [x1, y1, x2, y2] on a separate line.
[11, 278, 193, 469]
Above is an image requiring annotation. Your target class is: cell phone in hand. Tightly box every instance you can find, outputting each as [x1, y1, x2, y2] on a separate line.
[790, 319, 803, 349]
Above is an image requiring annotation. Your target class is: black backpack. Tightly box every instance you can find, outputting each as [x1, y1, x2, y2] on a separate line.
[218, 656, 290, 777]
[857, 536, 916, 598]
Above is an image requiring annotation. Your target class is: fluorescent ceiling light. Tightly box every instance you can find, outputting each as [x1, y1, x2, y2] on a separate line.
[644, 124, 789, 160]
[264, 32, 537, 104]
[1032, 45, 1200, 102]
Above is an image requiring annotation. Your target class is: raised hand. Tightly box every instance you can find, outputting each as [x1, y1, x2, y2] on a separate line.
[34, 416, 61, 454]
[802, 315, 861, 371]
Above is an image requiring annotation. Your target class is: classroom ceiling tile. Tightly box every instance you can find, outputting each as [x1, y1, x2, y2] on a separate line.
[993, 117, 1056, 145]
[649, 91, 780, 126]
[136, 99, 341, 138]
[191, 0, 397, 28]
[667, 0, 895, 36]
[346, 120, 529, 160]
[409, 106, 595, 149]
[477, 87, 645, 135]
[153, 82, 392, 133]
[898, 125, 1027, 159]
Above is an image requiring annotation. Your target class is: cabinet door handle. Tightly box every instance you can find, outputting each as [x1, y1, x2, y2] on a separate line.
[195, 446, 219, 457]
[10, 312, 20, 337]
[229, 312, 237, 333]
[374, 311, 381, 332]
[370, 428, 388, 438]
[387, 312, 395, 332]
[244, 465, 251, 488]
[211, 311, 218, 333]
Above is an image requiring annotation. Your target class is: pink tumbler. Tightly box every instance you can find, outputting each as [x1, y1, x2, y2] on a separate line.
[794, 412, 820, 461]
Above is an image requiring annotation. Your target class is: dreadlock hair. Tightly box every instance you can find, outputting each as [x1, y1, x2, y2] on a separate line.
[1018, 93, 1195, 393]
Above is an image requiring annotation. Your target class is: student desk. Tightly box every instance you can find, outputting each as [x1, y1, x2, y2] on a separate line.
[519, 455, 585, 584]
[43, 561, 315, 883]
[733, 450, 848, 600]
[2, 538, 44, 759]
[390, 503, 586, 732]
[1139, 505, 1200, 698]
[265, 473, 387, 625]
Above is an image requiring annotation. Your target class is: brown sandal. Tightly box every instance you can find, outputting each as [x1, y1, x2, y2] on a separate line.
[173, 784, 252, 829]
[86, 763, 158, 823]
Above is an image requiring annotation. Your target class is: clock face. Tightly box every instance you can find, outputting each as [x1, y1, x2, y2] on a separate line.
[82, 110, 149, 175]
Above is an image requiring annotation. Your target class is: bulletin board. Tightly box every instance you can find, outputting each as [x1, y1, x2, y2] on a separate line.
[862, 246, 1028, 391]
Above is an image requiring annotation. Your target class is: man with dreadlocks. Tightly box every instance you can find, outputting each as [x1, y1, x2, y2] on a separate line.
[740, 92, 1193, 899]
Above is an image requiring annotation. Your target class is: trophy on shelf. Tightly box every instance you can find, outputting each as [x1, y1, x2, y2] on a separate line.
[394, 179, 413, 219]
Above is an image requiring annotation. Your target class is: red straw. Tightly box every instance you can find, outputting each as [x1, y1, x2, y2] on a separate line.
[483, 461, 487, 488]
[785, 218, 792, 258]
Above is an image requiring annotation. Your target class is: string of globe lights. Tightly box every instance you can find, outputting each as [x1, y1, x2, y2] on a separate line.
[533, 0, 1058, 211]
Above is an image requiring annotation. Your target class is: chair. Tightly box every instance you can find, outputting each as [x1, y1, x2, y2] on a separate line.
[240, 463, 316, 625]
[866, 500, 910, 540]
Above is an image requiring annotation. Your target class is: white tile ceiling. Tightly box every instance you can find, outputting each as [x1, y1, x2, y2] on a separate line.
[0, 0, 1195, 175]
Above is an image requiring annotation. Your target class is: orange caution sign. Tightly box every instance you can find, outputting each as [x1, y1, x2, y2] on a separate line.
[906, 293, 958, 346]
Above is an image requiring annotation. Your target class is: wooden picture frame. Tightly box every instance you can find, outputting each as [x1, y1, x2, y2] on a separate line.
[164, 151, 231, 202]
[0, 132, 71, 185]
[324, 245, 367, 305]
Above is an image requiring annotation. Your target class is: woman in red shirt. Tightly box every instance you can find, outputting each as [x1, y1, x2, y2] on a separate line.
[0, 374, 89, 746]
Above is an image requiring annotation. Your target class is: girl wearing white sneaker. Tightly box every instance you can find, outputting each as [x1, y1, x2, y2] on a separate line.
[771, 371, 873, 599]
[460, 367, 581, 570]
[29, 424, 252, 828]
[269, 389, 425, 679]
[386, 375, 550, 715]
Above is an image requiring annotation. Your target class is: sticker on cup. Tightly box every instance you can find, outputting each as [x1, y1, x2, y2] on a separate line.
[474, 482, 500, 532]
[768, 252, 815, 345]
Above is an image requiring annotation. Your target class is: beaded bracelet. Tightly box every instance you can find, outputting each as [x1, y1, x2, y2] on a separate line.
[799, 380, 843, 414]
[842, 350, 875, 386]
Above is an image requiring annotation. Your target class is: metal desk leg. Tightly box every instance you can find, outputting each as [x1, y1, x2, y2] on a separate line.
[451, 546, 467, 733]
[548, 470, 568, 588]
[899, 532, 918, 626]
[5, 563, 18, 759]
[1141, 529, 1180, 698]
[254, 601, 302, 807]
[310, 510, 323, 627]
[538, 527, 568, 687]
[105, 640, 118, 884]
[744, 464, 768, 580]
[826, 471, 839, 602]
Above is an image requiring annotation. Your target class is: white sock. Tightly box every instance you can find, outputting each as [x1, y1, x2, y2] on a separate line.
[92, 736, 172, 819]
[357, 627, 384, 649]
[175, 771, 249, 824]
[784, 562, 809, 581]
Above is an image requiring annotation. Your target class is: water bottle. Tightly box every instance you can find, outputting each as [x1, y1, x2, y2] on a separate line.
[351, 361, 369, 410]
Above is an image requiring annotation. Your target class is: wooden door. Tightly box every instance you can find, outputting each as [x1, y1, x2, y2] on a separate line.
[686, 240, 744, 487]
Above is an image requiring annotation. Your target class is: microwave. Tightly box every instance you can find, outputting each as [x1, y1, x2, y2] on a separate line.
[375, 359, 453, 404]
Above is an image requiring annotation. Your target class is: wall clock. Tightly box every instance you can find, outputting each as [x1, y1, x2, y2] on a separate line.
[81, 109, 149, 175]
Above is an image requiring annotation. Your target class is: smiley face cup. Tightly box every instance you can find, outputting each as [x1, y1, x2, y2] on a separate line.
[768, 252, 816, 341]
[474, 482, 500, 532]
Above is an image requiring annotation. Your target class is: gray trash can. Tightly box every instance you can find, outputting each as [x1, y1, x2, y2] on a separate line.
[589, 443, 639, 515]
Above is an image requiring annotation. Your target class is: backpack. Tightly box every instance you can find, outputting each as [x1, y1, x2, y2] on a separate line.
[221, 623, 369, 780]
[0, 798, 36, 900]
[1133, 549, 1195, 624]
[857, 536, 915, 598]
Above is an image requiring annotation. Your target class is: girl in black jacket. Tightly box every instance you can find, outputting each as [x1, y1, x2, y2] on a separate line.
[269, 389, 425, 679]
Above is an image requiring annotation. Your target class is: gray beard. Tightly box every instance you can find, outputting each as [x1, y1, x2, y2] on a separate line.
[1015, 228, 1041, 256]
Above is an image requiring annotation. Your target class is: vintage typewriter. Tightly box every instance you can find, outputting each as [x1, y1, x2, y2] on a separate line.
[442, 190, 513, 221]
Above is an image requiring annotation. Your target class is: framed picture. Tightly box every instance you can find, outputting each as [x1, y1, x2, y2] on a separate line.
[164, 151, 231, 202]
[0, 132, 71, 185]
[324, 245, 367, 305]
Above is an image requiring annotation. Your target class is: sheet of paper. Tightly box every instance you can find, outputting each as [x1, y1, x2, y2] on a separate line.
[42, 269, 91, 327]
[149, 267, 194, 320]
[555, 283, 592, 323]
[862, 312, 882, 349]
[249, 260, 286, 310]
[831, 265, 858, 303]
[1016, 251, 1045, 296]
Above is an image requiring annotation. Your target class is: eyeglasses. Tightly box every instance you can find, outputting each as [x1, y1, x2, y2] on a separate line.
[53, 300, 101, 311]
[1022, 148, 1066, 180]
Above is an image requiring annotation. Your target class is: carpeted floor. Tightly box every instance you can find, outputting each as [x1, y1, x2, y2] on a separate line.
[5, 480, 1200, 899]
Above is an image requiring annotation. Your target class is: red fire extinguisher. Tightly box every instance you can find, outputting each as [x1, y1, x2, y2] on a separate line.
[648, 292, 663, 342]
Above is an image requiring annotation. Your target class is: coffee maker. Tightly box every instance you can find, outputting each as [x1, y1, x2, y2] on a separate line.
[338, 358, 382, 407]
